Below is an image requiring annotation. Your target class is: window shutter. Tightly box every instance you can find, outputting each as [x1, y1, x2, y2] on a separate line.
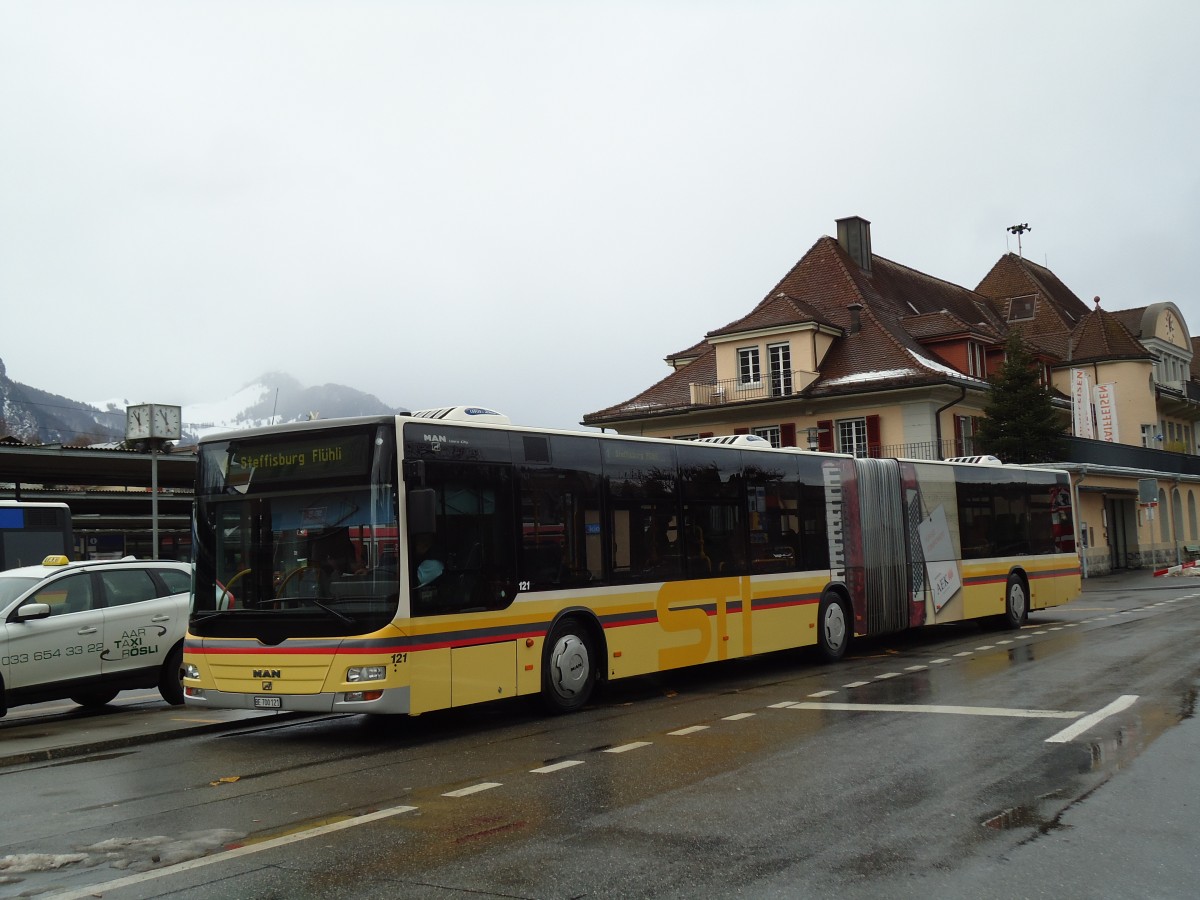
[953, 415, 963, 456]
[699, 432, 714, 438]
[781, 423, 797, 447]
[817, 419, 834, 453]
[866, 415, 882, 457]
[734, 427, 750, 435]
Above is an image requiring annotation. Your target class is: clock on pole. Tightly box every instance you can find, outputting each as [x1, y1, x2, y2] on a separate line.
[125, 404, 182, 441]
[125, 403, 182, 559]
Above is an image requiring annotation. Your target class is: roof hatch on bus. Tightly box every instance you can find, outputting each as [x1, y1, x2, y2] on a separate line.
[408, 406, 511, 425]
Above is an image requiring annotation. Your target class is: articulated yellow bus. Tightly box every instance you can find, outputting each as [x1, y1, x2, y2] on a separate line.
[182, 408, 1081, 716]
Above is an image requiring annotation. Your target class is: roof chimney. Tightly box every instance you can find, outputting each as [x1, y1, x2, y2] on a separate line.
[836, 216, 872, 273]
[847, 301, 863, 334]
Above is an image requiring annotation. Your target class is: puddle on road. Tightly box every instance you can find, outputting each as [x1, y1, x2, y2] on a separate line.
[981, 789, 1065, 833]
[981, 675, 1200, 840]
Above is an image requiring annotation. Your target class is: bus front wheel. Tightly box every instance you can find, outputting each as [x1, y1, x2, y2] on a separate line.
[541, 618, 596, 714]
[1003, 573, 1028, 629]
[816, 592, 850, 662]
[159, 644, 185, 705]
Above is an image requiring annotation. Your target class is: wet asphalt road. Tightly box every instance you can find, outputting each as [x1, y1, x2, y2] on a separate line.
[2, 571, 1198, 899]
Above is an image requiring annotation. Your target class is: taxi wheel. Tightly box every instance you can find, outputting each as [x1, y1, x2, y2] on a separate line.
[159, 644, 185, 706]
[70, 690, 119, 709]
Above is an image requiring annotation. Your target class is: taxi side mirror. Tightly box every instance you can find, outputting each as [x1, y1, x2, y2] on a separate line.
[15, 603, 52, 622]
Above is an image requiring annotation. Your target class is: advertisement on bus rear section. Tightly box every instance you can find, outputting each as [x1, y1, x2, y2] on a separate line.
[916, 504, 961, 613]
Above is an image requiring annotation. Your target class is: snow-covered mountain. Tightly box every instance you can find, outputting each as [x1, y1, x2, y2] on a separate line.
[0, 357, 405, 445]
[90, 372, 406, 443]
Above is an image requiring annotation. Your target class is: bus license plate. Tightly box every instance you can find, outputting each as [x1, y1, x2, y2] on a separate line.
[253, 696, 282, 709]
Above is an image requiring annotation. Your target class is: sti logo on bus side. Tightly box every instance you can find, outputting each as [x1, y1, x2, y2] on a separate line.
[253, 669, 281, 679]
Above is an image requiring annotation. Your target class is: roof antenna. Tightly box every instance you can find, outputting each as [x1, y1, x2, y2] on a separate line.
[1007, 223, 1031, 257]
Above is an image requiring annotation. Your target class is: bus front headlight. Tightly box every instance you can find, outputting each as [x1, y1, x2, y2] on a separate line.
[346, 665, 386, 683]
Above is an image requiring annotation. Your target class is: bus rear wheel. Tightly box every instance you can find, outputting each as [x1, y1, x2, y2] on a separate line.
[1003, 573, 1028, 629]
[541, 619, 596, 714]
[816, 592, 850, 662]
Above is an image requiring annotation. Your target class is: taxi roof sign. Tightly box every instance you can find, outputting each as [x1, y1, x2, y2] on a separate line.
[42, 555, 70, 566]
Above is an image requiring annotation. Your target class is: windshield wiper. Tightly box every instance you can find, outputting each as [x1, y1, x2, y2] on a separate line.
[279, 595, 356, 624]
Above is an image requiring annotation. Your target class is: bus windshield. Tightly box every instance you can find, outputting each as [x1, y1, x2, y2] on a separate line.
[190, 422, 399, 639]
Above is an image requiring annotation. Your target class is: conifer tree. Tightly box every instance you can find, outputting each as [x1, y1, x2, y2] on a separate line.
[977, 331, 1067, 464]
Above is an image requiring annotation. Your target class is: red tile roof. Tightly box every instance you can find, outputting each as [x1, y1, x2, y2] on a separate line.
[583, 226, 1169, 427]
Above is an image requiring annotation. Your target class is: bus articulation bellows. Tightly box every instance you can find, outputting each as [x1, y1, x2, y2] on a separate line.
[182, 409, 1081, 716]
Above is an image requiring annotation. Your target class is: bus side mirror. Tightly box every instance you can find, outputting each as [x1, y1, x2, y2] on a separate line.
[408, 488, 437, 534]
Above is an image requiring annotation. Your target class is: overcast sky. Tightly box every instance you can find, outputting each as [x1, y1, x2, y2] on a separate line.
[2, 1, 1197, 432]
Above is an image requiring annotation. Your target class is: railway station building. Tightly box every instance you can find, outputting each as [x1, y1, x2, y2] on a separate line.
[583, 216, 1200, 577]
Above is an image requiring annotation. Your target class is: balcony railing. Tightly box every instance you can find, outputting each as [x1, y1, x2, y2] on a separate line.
[874, 440, 961, 461]
[689, 371, 807, 405]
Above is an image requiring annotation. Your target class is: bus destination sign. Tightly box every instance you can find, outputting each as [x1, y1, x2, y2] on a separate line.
[227, 434, 371, 485]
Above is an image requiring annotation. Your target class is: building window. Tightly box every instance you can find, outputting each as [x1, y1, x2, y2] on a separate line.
[967, 341, 986, 378]
[738, 347, 761, 386]
[837, 418, 868, 457]
[1008, 296, 1036, 321]
[752, 426, 781, 448]
[955, 415, 978, 456]
[768, 342, 792, 397]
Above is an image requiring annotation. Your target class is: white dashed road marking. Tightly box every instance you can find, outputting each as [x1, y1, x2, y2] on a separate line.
[605, 741, 653, 754]
[531, 760, 585, 774]
[443, 782, 502, 798]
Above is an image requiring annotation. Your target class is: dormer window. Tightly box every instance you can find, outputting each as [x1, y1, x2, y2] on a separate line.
[738, 347, 761, 386]
[1008, 296, 1036, 322]
[968, 341, 986, 378]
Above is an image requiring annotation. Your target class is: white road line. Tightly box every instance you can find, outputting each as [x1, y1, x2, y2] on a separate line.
[768, 701, 798, 708]
[789, 701, 1083, 719]
[929, 657, 951, 663]
[904, 665, 927, 672]
[1045, 695, 1139, 743]
[604, 741, 652, 754]
[975, 645, 995, 651]
[1032, 630, 1047, 635]
[443, 782, 502, 798]
[808, 690, 838, 698]
[531, 760, 585, 774]
[47, 804, 419, 900]
[875, 672, 901, 680]
[843, 680, 870, 688]
[953, 651, 973, 658]
[1016, 635, 1031, 640]
[996, 640, 1013, 645]
[722, 712, 756, 721]
[669, 725, 710, 736]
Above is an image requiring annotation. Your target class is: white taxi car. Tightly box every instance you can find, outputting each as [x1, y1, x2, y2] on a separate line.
[0, 555, 192, 716]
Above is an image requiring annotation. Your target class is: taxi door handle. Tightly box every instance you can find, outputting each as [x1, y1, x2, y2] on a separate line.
[151, 615, 171, 623]
[77, 626, 98, 635]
